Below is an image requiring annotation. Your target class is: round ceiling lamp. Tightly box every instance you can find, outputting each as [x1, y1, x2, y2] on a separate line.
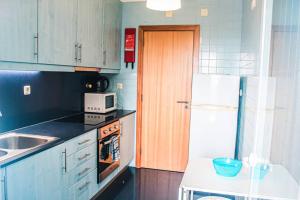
[146, 0, 181, 11]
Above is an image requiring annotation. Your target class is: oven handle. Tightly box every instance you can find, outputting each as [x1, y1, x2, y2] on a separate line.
[102, 135, 120, 145]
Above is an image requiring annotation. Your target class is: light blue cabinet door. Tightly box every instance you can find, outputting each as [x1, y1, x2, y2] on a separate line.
[0, 169, 4, 200]
[6, 144, 64, 200]
[38, 0, 77, 66]
[102, 0, 121, 69]
[77, 0, 103, 67]
[0, 0, 38, 63]
[120, 113, 135, 170]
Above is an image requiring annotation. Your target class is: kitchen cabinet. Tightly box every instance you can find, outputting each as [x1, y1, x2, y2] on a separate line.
[0, 169, 4, 200]
[77, 0, 103, 67]
[0, 0, 121, 71]
[102, 0, 122, 69]
[5, 143, 64, 200]
[0, 0, 38, 63]
[38, 0, 77, 66]
[120, 113, 135, 169]
[62, 129, 98, 200]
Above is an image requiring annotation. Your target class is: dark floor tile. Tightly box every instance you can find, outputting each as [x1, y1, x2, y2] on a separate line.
[95, 167, 183, 200]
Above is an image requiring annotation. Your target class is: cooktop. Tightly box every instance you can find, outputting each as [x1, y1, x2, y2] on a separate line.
[56, 112, 117, 126]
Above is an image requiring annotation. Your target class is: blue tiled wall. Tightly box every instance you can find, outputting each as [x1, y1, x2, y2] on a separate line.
[240, 0, 263, 76]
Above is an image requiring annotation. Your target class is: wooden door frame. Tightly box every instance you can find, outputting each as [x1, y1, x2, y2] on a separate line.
[136, 25, 200, 168]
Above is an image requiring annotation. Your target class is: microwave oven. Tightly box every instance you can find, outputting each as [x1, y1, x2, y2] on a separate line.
[84, 92, 117, 113]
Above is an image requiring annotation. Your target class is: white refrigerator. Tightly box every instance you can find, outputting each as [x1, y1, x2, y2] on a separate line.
[189, 74, 240, 160]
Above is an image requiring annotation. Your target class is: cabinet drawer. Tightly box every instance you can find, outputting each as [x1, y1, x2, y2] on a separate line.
[67, 142, 97, 172]
[65, 156, 97, 187]
[65, 129, 97, 156]
[68, 169, 98, 200]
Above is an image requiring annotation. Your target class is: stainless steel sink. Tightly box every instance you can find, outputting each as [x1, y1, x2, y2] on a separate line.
[0, 136, 48, 150]
[0, 150, 7, 157]
[0, 133, 58, 162]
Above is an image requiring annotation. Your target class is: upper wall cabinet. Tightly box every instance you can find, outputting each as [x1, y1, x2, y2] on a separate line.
[38, 0, 77, 66]
[77, 0, 103, 67]
[0, 0, 121, 71]
[0, 0, 38, 63]
[102, 0, 121, 69]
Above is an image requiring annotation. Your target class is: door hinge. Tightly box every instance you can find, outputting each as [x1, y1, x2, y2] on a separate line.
[140, 148, 142, 156]
[141, 95, 143, 102]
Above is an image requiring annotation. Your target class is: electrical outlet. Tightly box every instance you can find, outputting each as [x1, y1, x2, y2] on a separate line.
[23, 85, 31, 96]
[117, 83, 123, 90]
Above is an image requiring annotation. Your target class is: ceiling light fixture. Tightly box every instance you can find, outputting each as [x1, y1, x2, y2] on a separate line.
[146, 0, 181, 11]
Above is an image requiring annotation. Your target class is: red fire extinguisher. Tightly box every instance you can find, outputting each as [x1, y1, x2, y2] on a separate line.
[124, 28, 136, 69]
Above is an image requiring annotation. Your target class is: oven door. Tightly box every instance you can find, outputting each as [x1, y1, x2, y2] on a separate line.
[98, 133, 120, 183]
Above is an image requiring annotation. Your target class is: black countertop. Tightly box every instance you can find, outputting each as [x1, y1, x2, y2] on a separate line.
[0, 110, 135, 168]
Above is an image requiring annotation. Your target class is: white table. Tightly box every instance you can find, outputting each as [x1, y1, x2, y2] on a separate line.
[178, 158, 298, 200]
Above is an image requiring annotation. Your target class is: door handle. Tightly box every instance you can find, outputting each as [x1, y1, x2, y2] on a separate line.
[177, 101, 190, 109]
[177, 101, 189, 104]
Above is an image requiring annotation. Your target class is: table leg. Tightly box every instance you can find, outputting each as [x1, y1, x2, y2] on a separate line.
[181, 188, 192, 200]
[178, 187, 183, 200]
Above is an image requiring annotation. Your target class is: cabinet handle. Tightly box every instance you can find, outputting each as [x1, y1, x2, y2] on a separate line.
[77, 168, 90, 176]
[78, 139, 90, 145]
[75, 43, 78, 62]
[103, 50, 107, 66]
[78, 153, 91, 161]
[62, 149, 67, 173]
[34, 34, 38, 57]
[78, 181, 90, 191]
[78, 44, 82, 63]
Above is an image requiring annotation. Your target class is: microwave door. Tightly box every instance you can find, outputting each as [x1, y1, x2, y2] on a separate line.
[105, 95, 114, 109]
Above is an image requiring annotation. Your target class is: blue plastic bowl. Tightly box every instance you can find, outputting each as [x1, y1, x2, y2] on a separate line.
[252, 164, 269, 180]
[213, 158, 243, 177]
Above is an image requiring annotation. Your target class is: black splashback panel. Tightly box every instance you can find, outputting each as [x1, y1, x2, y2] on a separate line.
[0, 71, 101, 133]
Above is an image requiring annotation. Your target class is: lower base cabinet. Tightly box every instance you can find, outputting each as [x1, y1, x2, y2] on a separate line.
[67, 169, 98, 200]
[2, 113, 136, 200]
[0, 169, 4, 200]
[5, 144, 64, 200]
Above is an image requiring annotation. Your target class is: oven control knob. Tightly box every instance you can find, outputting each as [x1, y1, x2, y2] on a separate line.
[114, 125, 118, 129]
[104, 130, 108, 134]
[109, 128, 112, 131]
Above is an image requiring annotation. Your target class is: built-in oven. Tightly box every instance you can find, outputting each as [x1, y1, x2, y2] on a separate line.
[97, 120, 120, 183]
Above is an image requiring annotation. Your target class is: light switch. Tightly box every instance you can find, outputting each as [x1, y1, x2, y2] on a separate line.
[23, 85, 31, 96]
[200, 8, 209, 17]
[117, 83, 123, 90]
[165, 11, 173, 18]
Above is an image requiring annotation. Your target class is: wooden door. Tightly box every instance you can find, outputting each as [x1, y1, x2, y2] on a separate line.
[0, 0, 38, 63]
[102, 0, 122, 69]
[77, 0, 103, 67]
[139, 27, 197, 172]
[38, 0, 77, 66]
